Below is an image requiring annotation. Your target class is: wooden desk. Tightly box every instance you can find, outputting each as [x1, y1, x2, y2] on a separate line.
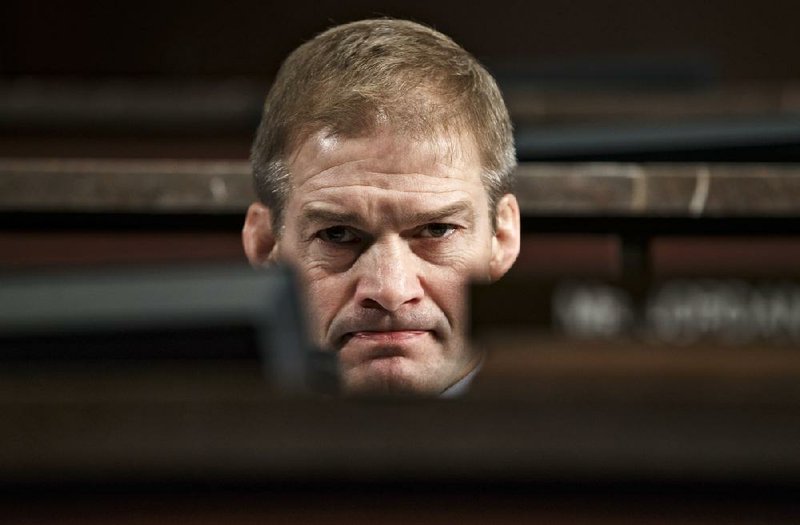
[1, 352, 799, 524]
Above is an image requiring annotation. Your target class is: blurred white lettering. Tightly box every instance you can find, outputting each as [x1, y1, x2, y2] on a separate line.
[553, 280, 800, 345]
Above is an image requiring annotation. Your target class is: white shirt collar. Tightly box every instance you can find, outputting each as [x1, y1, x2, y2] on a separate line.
[439, 360, 482, 398]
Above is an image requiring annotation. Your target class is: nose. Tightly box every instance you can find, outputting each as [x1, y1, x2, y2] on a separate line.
[354, 237, 424, 312]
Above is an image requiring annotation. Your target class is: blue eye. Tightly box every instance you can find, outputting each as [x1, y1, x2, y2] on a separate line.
[318, 226, 359, 244]
[420, 223, 457, 238]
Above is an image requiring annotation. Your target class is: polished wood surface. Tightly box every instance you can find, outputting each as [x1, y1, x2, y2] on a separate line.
[2, 341, 800, 523]
[5, 158, 800, 216]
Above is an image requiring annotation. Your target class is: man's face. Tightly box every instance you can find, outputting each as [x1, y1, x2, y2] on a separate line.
[244, 128, 519, 395]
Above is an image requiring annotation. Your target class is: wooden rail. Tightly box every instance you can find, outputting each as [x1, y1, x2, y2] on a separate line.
[4, 158, 800, 217]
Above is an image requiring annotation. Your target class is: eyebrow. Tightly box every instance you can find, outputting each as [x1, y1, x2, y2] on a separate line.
[299, 209, 364, 233]
[299, 200, 475, 232]
[410, 200, 475, 225]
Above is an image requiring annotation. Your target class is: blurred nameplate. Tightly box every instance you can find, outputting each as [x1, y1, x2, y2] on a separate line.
[471, 277, 800, 400]
[473, 277, 800, 345]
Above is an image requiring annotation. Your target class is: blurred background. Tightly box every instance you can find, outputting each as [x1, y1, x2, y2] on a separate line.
[3, 0, 800, 276]
[3, 0, 800, 158]
[4, 3, 800, 522]
[7, 0, 800, 81]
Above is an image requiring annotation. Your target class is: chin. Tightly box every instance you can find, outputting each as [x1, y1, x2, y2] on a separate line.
[342, 357, 440, 396]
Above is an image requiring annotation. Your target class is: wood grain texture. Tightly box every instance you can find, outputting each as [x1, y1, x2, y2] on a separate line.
[5, 159, 800, 216]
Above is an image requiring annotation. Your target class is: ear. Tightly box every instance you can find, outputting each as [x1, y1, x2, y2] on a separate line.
[242, 202, 279, 266]
[489, 193, 521, 281]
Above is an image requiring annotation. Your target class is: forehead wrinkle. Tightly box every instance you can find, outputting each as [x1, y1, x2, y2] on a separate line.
[304, 182, 476, 194]
[298, 189, 477, 231]
[289, 129, 480, 185]
[298, 167, 484, 194]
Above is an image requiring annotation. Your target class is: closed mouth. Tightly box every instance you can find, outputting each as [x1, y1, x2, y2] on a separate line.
[337, 331, 432, 362]
[351, 330, 428, 342]
[338, 329, 430, 347]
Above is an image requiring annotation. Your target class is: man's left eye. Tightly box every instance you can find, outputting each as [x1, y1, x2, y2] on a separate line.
[419, 223, 457, 238]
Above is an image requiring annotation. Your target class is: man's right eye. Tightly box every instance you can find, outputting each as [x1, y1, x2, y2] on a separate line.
[317, 226, 359, 244]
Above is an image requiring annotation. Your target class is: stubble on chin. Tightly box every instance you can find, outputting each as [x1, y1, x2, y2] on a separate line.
[339, 341, 480, 396]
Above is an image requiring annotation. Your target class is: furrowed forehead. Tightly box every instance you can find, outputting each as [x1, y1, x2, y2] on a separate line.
[287, 124, 482, 178]
[298, 199, 477, 232]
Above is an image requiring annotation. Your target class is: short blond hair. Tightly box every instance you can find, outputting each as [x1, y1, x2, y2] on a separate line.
[251, 18, 516, 228]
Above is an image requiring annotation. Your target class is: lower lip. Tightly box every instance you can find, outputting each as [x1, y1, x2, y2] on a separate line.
[339, 331, 431, 366]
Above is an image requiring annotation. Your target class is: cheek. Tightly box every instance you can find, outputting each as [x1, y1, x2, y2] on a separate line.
[298, 272, 352, 341]
[420, 263, 471, 321]
[423, 237, 493, 280]
[419, 240, 493, 326]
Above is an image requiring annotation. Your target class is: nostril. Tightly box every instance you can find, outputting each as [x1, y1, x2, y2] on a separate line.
[359, 297, 384, 310]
